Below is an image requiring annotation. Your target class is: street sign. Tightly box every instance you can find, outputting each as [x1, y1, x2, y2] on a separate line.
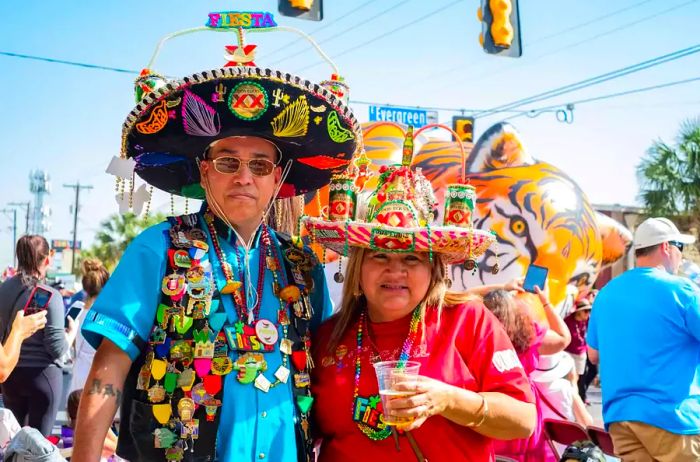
[368, 106, 438, 128]
[51, 239, 81, 250]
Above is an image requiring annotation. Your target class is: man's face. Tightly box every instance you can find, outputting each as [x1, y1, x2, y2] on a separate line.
[665, 241, 684, 275]
[199, 136, 281, 228]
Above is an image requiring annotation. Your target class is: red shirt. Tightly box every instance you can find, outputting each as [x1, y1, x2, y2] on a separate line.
[311, 301, 535, 462]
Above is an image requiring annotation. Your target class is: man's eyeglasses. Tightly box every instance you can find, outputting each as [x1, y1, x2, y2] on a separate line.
[208, 157, 277, 177]
[668, 241, 684, 252]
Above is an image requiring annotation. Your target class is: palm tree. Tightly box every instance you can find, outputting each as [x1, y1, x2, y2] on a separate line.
[637, 118, 700, 219]
[80, 212, 165, 272]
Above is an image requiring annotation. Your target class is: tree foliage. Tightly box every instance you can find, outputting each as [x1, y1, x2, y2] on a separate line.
[79, 212, 166, 272]
[637, 117, 700, 218]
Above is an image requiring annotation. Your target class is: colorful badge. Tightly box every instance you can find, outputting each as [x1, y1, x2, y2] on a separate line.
[152, 403, 173, 424]
[211, 356, 233, 376]
[154, 427, 178, 449]
[254, 319, 279, 346]
[177, 367, 196, 391]
[235, 352, 267, 384]
[178, 397, 195, 421]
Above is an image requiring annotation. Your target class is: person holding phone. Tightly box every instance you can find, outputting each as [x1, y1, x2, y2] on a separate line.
[0, 235, 79, 436]
[68, 258, 109, 394]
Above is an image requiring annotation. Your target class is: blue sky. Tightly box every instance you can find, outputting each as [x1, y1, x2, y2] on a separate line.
[1, 0, 699, 268]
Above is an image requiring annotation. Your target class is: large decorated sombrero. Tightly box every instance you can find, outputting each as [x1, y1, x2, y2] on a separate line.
[303, 123, 496, 266]
[119, 13, 360, 200]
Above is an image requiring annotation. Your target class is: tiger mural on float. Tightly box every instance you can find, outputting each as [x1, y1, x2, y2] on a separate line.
[304, 121, 632, 314]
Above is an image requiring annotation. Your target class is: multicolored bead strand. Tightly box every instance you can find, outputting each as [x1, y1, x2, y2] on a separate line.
[353, 307, 422, 440]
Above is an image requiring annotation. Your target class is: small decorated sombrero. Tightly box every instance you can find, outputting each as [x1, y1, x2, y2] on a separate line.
[118, 12, 360, 200]
[303, 123, 496, 267]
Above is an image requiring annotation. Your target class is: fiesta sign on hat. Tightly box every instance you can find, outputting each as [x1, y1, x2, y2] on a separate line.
[633, 217, 695, 250]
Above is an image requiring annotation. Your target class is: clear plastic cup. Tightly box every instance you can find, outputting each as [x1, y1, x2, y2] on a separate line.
[373, 360, 421, 426]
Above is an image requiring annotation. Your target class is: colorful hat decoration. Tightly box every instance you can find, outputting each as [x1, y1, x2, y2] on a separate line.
[303, 122, 497, 268]
[111, 11, 361, 205]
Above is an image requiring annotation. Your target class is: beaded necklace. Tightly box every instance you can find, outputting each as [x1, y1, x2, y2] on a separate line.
[204, 210, 298, 392]
[353, 307, 421, 440]
[204, 211, 266, 324]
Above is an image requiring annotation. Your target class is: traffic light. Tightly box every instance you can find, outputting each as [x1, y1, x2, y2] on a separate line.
[478, 0, 522, 58]
[278, 0, 323, 21]
[452, 116, 475, 142]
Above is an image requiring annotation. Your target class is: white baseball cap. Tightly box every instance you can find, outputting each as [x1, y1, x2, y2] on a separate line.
[633, 217, 696, 250]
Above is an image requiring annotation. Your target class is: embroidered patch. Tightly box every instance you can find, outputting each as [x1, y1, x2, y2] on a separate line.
[182, 90, 221, 136]
[327, 111, 354, 143]
[136, 100, 169, 134]
[212, 83, 227, 103]
[228, 81, 268, 120]
[271, 95, 309, 137]
[271, 88, 290, 107]
[492, 349, 522, 372]
[297, 155, 350, 170]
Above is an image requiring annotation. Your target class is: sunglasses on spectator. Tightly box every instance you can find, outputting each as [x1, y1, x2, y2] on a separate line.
[668, 241, 684, 252]
[207, 156, 277, 177]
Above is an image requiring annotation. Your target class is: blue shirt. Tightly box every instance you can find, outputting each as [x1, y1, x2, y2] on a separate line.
[587, 267, 700, 434]
[82, 216, 332, 461]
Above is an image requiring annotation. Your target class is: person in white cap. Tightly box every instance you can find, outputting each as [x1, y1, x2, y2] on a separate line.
[586, 217, 699, 461]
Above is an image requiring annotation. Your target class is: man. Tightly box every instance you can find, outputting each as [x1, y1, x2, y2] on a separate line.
[71, 31, 360, 462]
[587, 217, 699, 461]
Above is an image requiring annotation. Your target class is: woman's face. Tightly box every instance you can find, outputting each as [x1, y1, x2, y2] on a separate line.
[359, 251, 433, 320]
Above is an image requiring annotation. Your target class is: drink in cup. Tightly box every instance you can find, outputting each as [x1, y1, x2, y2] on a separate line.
[373, 360, 421, 426]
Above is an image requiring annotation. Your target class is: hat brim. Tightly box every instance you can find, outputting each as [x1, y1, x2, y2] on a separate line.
[531, 353, 574, 383]
[303, 217, 495, 264]
[676, 233, 696, 245]
[123, 66, 360, 199]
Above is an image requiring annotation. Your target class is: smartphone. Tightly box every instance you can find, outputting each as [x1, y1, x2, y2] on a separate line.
[523, 264, 548, 294]
[24, 285, 53, 315]
[64, 305, 82, 328]
[65, 305, 82, 322]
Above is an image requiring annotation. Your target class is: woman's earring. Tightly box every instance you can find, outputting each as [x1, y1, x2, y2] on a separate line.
[353, 288, 363, 298]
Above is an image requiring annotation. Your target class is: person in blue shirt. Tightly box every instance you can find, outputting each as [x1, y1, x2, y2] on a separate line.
[586, 217, 700, 461]
[71, 18, 361, 462]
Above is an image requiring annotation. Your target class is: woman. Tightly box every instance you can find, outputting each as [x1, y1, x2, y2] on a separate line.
[69, 258, 109, 393]
[305, 144, 536, 461]
[0, 235, 78, 435]
[483, 287, 571, 461]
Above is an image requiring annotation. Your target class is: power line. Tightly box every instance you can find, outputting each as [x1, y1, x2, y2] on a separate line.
[294, 0, 466, 74]
[471, 43, 700, 119]
[3, 46, 698, 120]
[501, 75, 700, 122]
[270, 0, 414, 69]
[530, 0, 659, 45]
[262, 0, 381, 61]
[349, 99, 527, 114]
[0, 51, 139, 74]
[424, 0, 694, 94]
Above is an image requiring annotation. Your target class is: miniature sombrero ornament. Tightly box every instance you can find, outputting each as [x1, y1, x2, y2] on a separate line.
[115, 11, 360, 202]
[303, 122, 497, 278]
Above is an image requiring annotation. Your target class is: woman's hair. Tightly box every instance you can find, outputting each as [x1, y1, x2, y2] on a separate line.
[67, 389, 82, 428]
[326, 248, 475, 354]
[15, 235, 50, 286]
[482, 289, 535, 354]
[81, 258, 110, 298]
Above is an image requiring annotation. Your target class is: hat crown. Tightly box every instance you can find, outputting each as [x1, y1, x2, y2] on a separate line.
[365, 166, 437, 229]
[633, 216, 694, 249]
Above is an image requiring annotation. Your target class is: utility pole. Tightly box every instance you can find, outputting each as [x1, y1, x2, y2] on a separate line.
[0, 208, 18, 263]
[8, 202, 30, 234]
[63, 182, 93, 273]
